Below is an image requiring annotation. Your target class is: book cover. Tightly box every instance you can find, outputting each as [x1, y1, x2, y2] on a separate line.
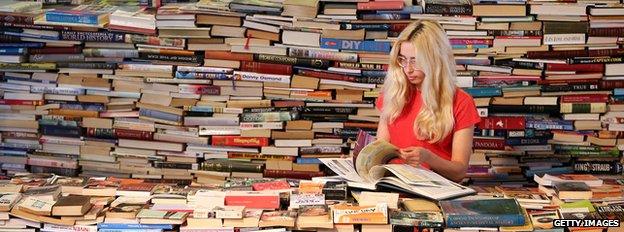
[440, 198, 525, 227]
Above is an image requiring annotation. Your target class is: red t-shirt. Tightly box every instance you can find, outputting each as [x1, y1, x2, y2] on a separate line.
[375, 88, 481, 168]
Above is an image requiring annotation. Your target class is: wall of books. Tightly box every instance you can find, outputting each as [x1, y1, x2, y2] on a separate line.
[0, 0, 623, 231]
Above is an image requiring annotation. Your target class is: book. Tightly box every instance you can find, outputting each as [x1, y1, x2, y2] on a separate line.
[320, 139, 476, 200]
[51, 195, 91, 216]
[440, 198, 525, 227]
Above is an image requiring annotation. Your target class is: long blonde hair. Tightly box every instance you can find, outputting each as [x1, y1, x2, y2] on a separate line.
[381, 20, 457, 143]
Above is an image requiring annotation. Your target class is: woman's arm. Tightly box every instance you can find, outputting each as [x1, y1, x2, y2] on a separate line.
[424, 126, 473, 182]
[376, 114, 390, 141]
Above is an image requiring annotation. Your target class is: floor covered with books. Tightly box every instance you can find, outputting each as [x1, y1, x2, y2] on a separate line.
[1, 0, 624, 231]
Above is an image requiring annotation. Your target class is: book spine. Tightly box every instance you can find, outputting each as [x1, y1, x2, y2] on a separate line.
[139, 109, 181, 122]
[210, 136, 269, 147]
[175, 71, 228, 79]
[297, 69, 356, 82]
[473, 138, 506, 150]
[56, 62, 116, 69]
[45, 11, 99, 25]
[541, 84, 599, 92]
[302, 107, 357, 114]
[84, 48, 139, 58]
[357, 1, 403, 10]
[489, 105, 559, 114]
[567, 56, 624, 64]
[200, 162, 263, 173]
[288, 47, 358, 62]
[560, 94, 609, 103]
[86, 127, 115, 139]
[29, 46, 82, 54]
[140, 53, 201, 63]
[0, 13, 35, 24]
[424, 4, 473, 15]
[340, 23, 390, 31]
[240, 111, 297, 122]
[253, 54, 329, 69]
[40, 125, 81, 138]
[206, 51, 254, 61]
[588, 28, 624, 37]
[240, 61, 293, 75]
[527, 49, 587, 59]
[262, 170, 325, 179]
[446, 214, 524, 228]
[126, 34, 185, 47]
[115, 128, 153, 140]
[335, 62, 388, 70]
[60, 31, 126, 43]
[505, 138, 549, 146]
[320, 38, 391, 53]
[0, 47, 26, 55]
[178, 84, 221, 95]
[29, 54, 85, 62]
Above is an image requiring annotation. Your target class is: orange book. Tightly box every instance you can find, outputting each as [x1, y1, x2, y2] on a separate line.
[332, 203, 388, 224]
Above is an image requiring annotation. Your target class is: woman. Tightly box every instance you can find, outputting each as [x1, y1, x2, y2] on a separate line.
[375, 20, 481, 183]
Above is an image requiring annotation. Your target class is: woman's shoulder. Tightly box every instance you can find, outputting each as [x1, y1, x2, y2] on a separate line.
[453, 87, 474, 104]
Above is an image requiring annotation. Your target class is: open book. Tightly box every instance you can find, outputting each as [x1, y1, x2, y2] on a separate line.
[319, 133, 476, 201]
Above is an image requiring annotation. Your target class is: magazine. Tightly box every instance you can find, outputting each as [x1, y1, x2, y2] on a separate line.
[319, 132, 476, 201]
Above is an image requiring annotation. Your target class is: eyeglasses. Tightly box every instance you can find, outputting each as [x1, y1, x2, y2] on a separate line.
[397, 56, 420, 69]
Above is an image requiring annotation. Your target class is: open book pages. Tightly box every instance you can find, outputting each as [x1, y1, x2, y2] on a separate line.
[319, 139, 476, 201]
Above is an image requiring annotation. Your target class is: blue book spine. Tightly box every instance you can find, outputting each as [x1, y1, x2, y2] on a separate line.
[2, 32, 58, 40]
[296, 157, 322, 164]
[0, 47, 26, 55]
[320, 38, 391, 53]
[139, 108, 181, 122]
[98, 223, 173, 229]
[188, 106, 215, 113]
[446, 214, 525, 228]
[526, 119, 574, 131]
[45, 11, 99, 25]
[0, 42, 44, 48]
[464, 87, 502, 97]
[613, 88, 624, 96]
[505, 138, 549, 146]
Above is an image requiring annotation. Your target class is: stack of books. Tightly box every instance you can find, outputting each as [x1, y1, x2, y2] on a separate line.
[0, 0, 623, 201]
[0, 173, 621, 231]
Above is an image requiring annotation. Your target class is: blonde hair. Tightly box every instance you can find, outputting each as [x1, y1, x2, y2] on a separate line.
[381, 20, 457, 143]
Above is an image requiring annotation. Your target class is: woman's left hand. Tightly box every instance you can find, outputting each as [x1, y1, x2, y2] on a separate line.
[398, 146, 432, 167]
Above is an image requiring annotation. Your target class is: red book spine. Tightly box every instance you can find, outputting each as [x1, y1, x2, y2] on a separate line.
[211, 136, 269, 147]
[240, 61, 293, 75]
[272, 100, 305, 107]
[251, 180, 291, 191]
[29, 46, 83, 54]
[527, 49, 587, 59]
[546, 63, 605, 72]
[0, 99, 44, 106]
[478, 116, 526, 130]
[297, 69, 356, 82]
[224, 195, 280, 209]
[262, 170, 325, 179]
[343, 122, 378, 129]
[600, 80, 624, 90]
[204, 51, 254, 61]
[588, 48, 624, 57]
[357, 1, 404, 10]
[560, 94, 609, 103]
[473, 138, 506, 150]
[390, 23, 409, 32]
[115, 128, 153, 140]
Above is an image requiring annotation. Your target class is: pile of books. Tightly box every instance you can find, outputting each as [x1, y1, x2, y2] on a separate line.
[0, 173, 622, 232]
[0, 0, 623, 202]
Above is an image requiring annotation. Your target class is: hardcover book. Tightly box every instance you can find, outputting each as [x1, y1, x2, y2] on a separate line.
[440, 198, 525, 227]
[319, 139, 476, 200]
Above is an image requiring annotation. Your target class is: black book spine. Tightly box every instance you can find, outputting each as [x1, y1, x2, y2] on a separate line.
[253, 54, 329, 69]
[542, 84, 599, 92]
[139, 53, 201, 63]
[302, 107, 357, 115]
[488, 105, 560, 115]
[60, 31, 126, 42]
[572, 161, 622, 174]
[40, 125, 81, 138]
[185, 111, 215, 117]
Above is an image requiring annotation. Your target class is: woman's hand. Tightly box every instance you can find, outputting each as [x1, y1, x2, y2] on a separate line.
[398, 147, 431, 167]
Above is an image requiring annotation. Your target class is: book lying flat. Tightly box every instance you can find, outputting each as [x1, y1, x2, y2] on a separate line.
[319, 137, 475, 201]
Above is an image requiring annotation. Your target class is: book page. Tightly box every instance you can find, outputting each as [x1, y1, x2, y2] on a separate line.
[319, 158, 367, 183]
[355, 139, 400, 182]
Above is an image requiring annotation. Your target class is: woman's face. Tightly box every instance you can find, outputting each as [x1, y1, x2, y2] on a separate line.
[398, 42, 426, 87]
